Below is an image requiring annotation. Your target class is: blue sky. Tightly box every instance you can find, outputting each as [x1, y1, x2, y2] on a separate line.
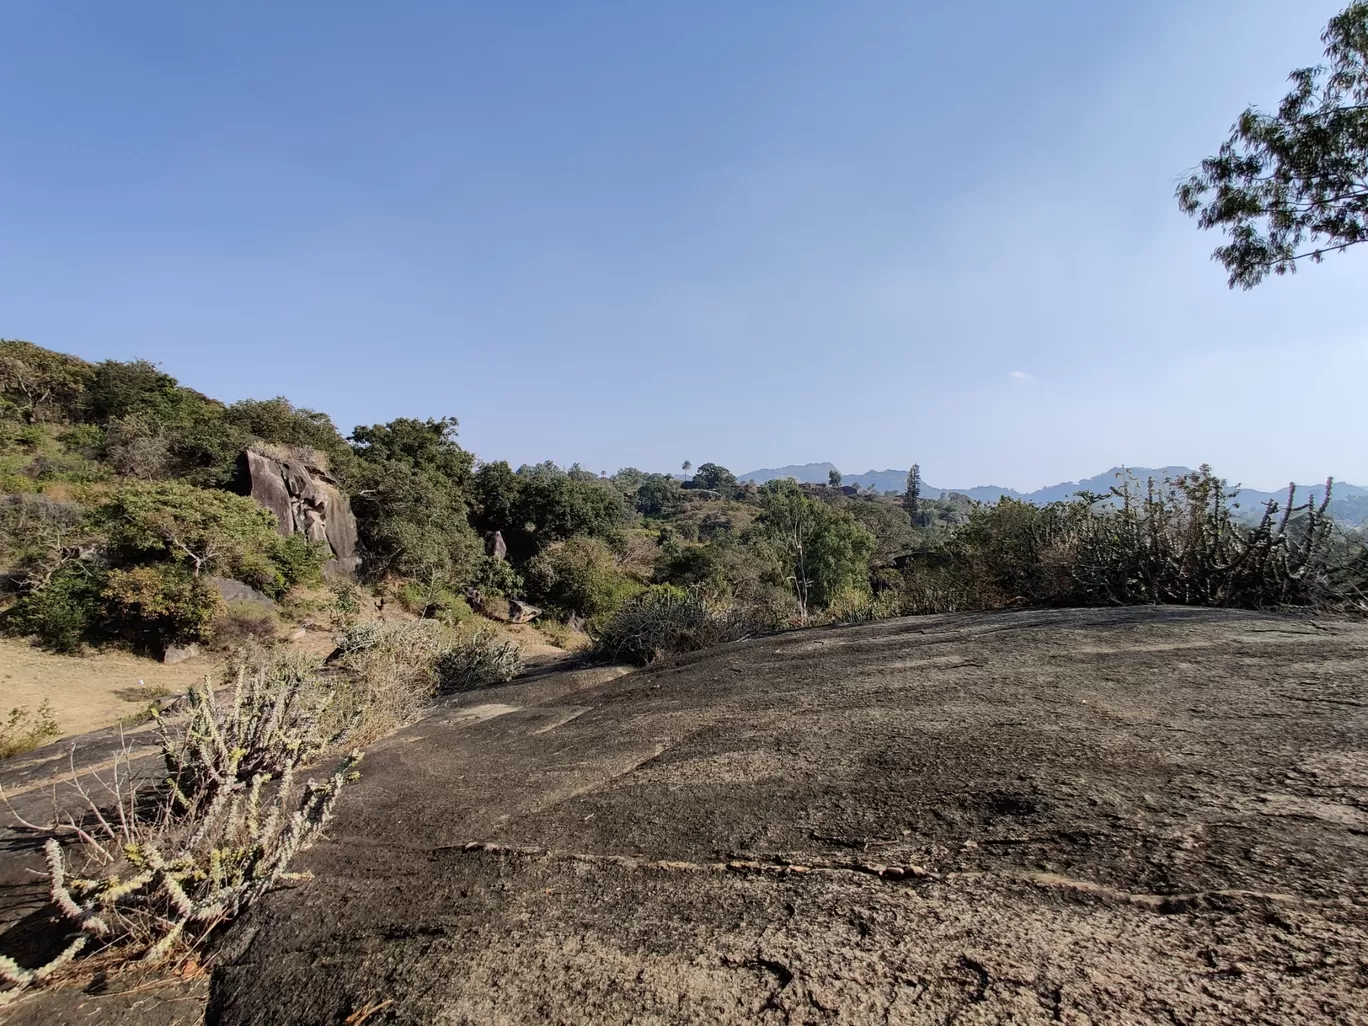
[2, 0, 1363, 491]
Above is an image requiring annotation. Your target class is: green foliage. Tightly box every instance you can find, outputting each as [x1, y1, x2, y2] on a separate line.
[98, 480, 284, 580]
[898, 468, 1361, 613]
[350, 417, 480, 586]
[847, 499, 916, 562]
[468, 554, 524, 597]
[510, 464, 628, 555]
[1178, 2, 1368, 287]
[103, 564, 221, 646]
[635, 473, 681, 517]
[224, 398, 355, 482]
[903, 464, 921, 521]
[525, 535, 641, 619]
[471, 460, 521, 535]
[828, 468, 842, 487]
[3, 566, 106, 653]
[0, 340, 92, 424]
[272, 534, 330, 592]
[691, 462, 737, 491]
[755, 480, 876, 615]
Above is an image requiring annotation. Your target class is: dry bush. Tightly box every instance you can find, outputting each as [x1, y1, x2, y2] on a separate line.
[208, 600, 279, 651]
[896, 469, 1367, 615]
[0, 663, 361, 1005]
[433, 628, 524, 692]
[0, 702, 60, 759]
[592, 589, 756, 666]
[328, 619, 450, 743]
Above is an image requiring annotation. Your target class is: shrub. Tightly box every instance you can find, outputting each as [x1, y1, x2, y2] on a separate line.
[434, 628, 524, 692]
[158, 661, 346, 805]
[468, 554, 524, 598]
[103, 564, 221, 649]
[271, 534, 330, 593]
[208, 600, 280, 650]
[0, 702, 60, 759]
[0, 662, 361, 1003]
[3, 566, 106, 653]
[525, 536, 642, 619]
[329, 619, 449, 742]
[591, 588, 756, 666]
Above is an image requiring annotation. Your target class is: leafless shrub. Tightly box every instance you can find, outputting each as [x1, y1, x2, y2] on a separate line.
[434, 628, 524, 692]
[592, 589, 756, 666]
[0, 663, 362, 1005]
[900, 468, 1366, 614]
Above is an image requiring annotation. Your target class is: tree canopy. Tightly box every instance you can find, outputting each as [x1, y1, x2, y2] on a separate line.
[1178, 2, 1368, 288]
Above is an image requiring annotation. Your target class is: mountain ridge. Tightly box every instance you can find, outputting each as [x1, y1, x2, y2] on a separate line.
[736, 462, 1368, 512]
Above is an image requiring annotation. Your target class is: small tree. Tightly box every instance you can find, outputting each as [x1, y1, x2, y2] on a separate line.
[1178, 2, 1368, 288]
[828, 468, 843, 488]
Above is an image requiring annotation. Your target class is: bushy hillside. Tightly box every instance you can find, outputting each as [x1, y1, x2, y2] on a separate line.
[3, 340, 1364, 668]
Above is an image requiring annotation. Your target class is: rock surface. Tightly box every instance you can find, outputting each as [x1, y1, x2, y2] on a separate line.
[209, 576, 276, 609]
[507, 598, 541, 623]
[204, 607, 1368, 1025]
[486, 530, 507, 561]
[160, 641, 199, 665]
[236, 449, 359, 577]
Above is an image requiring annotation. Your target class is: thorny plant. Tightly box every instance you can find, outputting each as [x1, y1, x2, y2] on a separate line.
[0, 662, 363, 1006]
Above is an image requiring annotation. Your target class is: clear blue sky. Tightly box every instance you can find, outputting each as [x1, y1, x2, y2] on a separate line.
[2, 1, 1363, 491]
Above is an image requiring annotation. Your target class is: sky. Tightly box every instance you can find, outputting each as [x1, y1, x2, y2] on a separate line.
[1, 0, 1364, 492]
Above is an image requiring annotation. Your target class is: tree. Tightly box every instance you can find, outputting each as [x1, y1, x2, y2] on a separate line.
[349, 417, 480, 583]
[692, 462, 737, 491]
[828, 468, 843, 488]
[904, 464, 922, 521]
[755, 480, 875, 617]
[681, 460, 692, 476]
[1178, 2, 1368, 288]
[0, 340, 91, 424]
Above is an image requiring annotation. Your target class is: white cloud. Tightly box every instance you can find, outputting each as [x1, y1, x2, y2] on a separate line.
[1008, 370, 1032, 381]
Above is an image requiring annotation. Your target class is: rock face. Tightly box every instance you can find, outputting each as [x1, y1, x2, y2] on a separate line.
[207, 607, 1368, 1026]
[209, 576, 276, 609]
[236, 450, 360, 578]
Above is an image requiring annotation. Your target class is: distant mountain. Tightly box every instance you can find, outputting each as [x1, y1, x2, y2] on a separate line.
[735, 463, 1368, 526]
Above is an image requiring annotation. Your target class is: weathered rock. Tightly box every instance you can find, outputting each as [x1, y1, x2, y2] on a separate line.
[507, 599, 542, 623]
[209, 576, 276, 609]
[236, 450, 360, 578]
[486, 530, 507, 561]
[162, 642, 200, 665]
[206, 607, 1368, 1025]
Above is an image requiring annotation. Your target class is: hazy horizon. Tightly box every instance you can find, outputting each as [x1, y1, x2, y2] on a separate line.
[3, 1, 1364, 493]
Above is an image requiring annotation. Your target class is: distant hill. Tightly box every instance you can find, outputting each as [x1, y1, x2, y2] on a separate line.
[736, 463, 1368, 526]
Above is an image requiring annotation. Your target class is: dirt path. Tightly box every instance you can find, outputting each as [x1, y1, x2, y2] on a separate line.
[0, 639, 221, 739]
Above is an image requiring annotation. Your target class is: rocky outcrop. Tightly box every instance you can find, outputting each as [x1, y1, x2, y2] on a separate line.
[236, 450, 360, 578]
[507, 599, 541, 623]
[486, 530, 507, 561]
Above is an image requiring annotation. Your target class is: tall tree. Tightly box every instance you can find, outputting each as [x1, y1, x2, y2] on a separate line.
[681, 460, 693, 477]
[1178, 2, 1368, 288]
[903, 464, 922, 522]
[828, 468, 842, 487]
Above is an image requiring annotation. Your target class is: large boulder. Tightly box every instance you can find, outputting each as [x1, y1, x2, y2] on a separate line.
[236, 450, 360, 578]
